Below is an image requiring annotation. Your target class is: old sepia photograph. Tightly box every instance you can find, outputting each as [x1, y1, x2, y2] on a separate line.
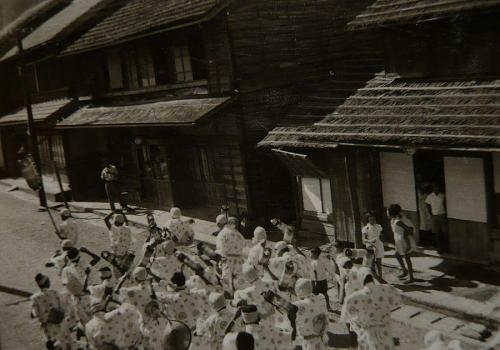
[0, 0, 499, 349]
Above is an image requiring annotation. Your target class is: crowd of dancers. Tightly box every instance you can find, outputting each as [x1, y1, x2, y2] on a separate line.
[30, 206, 466, 350]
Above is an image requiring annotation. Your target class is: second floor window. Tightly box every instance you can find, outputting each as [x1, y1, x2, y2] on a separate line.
[174, 45, 193, 82]
[107, 44, 196, 91]
[123, 48, 156, 89]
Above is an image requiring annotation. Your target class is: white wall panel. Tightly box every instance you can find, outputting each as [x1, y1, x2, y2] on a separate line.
[444, 157, 487, 223]
[380, 152, 417, 211]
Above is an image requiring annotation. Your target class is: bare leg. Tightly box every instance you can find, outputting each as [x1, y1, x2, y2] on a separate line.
[376, 258, 383, 279]
[374, 258, 387, 283]
[395, 252, 408, 278]
[323, 291, 333, 312]
[404, 255, 414, 283]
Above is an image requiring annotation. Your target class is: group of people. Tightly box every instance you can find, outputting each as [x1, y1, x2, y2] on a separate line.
[31, 201, 459, 350]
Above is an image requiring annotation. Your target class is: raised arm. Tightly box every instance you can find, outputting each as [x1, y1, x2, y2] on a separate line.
[104, 212, 113, 230]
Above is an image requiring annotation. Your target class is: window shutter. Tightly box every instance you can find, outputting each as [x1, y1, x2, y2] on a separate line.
[107, 49, 124, 89]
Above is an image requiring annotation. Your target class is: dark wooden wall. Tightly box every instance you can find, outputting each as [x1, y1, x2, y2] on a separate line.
[328, 148, 383, 245]
[384, 10, 500, 78]
[202, 14, 234, 95]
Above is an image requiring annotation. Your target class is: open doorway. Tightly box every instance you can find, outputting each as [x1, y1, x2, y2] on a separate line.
[413, 151, 448, 252]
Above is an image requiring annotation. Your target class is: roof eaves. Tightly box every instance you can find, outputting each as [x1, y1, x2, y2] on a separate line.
[0, 0, 117, 64]
[348, 0, 500, 31]
[0, 0, 69, 48]
[59, 0, 233, 57]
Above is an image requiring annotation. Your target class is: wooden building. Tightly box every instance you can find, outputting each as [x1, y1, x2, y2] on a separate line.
[0, 0, 374, 222]
[259, 0, 500, 262]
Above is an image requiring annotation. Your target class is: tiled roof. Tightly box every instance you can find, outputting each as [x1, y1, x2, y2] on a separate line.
[0, 98, 74, 126]
[259, 75, 500, 149]
[63, 0, 226, 54]
[349, 0, 500, 29]
[0, 0, 65, 46]
[57, 97, 231, 127]
[1, 0, 112, 61]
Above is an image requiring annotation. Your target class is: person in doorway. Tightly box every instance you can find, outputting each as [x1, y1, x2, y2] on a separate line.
[417, 182, 433, 246]
[387, 204, 416, 284]
[361, 211, 386, 283]
[100, 159, 127, 212]
[425, 184, 448, 253]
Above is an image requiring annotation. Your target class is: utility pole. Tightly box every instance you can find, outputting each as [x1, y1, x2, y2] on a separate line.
[16, 32, 48, 208]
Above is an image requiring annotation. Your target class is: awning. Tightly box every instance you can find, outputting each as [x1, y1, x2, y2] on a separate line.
[260, 75, 500, 150]
[271, 149, 327, 177]
[56, 97, 232, 128]
[348, 0, 500, 30]
[0, 98, 75, 127]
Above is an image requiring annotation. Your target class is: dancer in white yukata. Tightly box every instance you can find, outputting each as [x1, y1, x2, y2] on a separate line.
[56, 208, 79, 247]
[159, 272, 204, 330]
[335, 254, 360, 304]
[150, 239, 179, 281]
[31, 274, 77, 350]
[213, 214, 228, 236]
[341, 267, 403, 350]
[104, 213, 133, 278]
[240, 304, 289, 350]
[246, 226, 267, 273]
[61, 248, 92, 328]
[88, 267, 116, 306]
[362, 211, 385, 282]
[46, 239, 74, 276]
[293, 278, 328, 350]
[165, 207, 194, 245]
[194, 292, 235, 350]
[233, 264, 276, 321]
[86, 300, 143, 350]
[140, 300, 170, 350]
[119, 267, 154, 320]
[270, 218, 295, 243]
[216, 217, 247, 291]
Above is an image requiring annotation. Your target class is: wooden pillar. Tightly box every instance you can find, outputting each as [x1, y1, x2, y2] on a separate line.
[344, 151, 363, 248]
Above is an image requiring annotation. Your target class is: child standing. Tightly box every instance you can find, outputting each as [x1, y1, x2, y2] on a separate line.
[310, 247, 335, 312]
[362, 211, 385, 283]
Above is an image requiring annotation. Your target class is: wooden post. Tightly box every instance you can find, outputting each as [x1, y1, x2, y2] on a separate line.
[16, 32, 48, 208]
[344, 153, 362, 248]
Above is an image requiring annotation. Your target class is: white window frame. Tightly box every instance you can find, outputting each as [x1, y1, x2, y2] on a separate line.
[299, 177, 332, 214]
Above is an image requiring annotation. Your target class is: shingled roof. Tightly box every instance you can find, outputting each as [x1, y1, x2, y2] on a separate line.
[259, 75, 500, 150]
[1, 0, 113, 62]
[0, 98, 75, 126]
[0, 0, 66, 48]
[57, 97, 231, 128]
[349, 0, 500, 30]
[62, 0, 228, 55]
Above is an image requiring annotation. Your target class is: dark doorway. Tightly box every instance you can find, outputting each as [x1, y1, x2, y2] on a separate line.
[413, 151, 447, 249]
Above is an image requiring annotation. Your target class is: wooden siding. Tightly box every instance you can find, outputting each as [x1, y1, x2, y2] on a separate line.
[327, 148, 384, 245]
[448, 219, 490, 260]
[202, 14, 234, 95]
[227, 0, 376, 92]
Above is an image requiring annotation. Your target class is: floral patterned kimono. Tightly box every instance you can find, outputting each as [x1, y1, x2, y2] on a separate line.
[341, 284, 402, 350]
